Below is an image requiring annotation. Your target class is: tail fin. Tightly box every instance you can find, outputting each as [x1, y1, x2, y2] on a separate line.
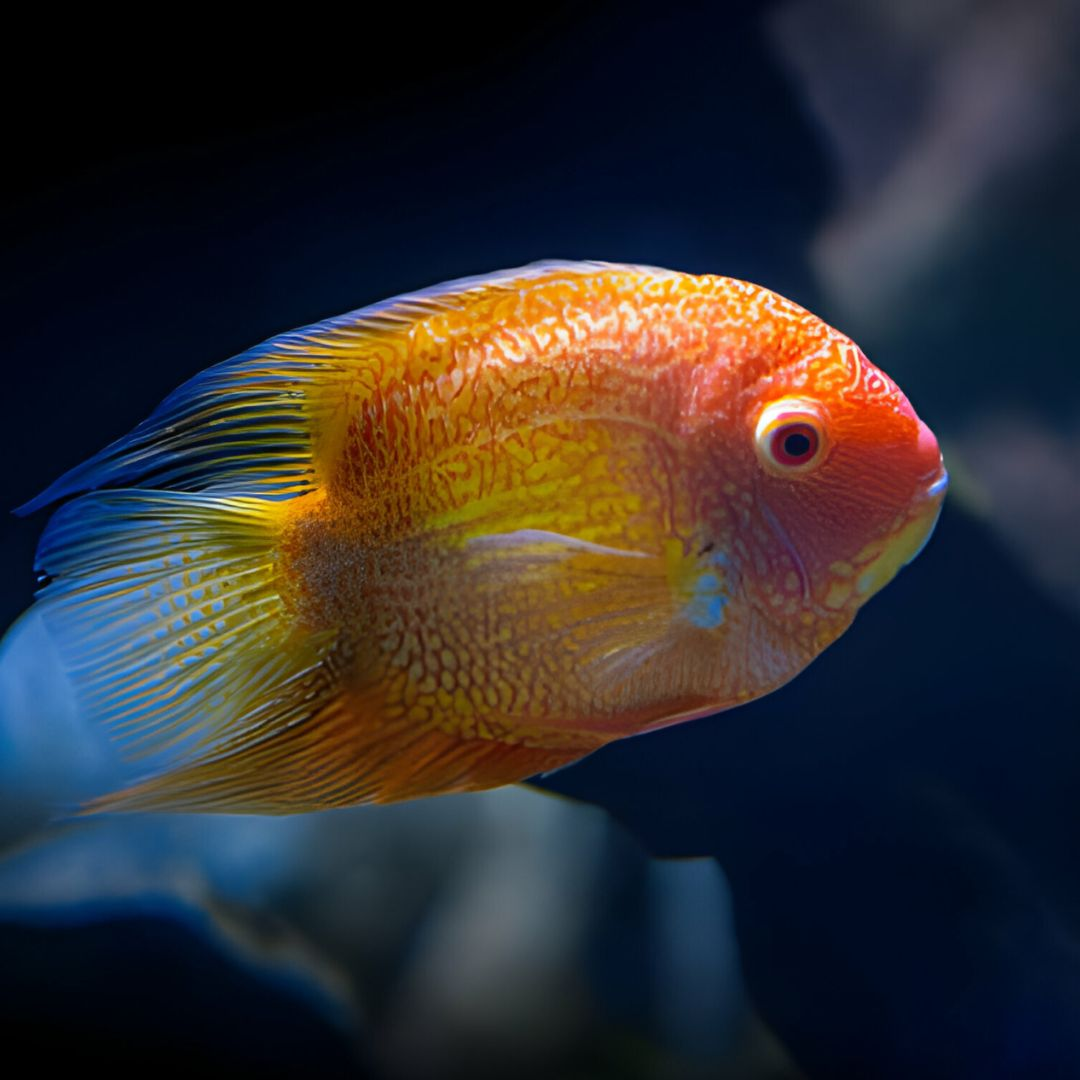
[33, 490, 337, 811]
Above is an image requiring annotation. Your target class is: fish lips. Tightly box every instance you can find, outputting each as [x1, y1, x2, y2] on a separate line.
[856, 465, 948, 599]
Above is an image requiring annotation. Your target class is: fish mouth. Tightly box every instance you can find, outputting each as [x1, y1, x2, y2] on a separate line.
[856, 466, 948, 600]
[926, 469, 950, 500]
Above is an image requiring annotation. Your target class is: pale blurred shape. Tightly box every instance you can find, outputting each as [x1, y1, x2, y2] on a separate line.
[381, 785, 607, 1077]
[770, 0, 1080, 326]
[950, 414, 1080, 616]
[651, 857, 742, 1057]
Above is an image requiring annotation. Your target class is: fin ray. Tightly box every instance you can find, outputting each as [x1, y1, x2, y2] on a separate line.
[33, 490, 330, 771]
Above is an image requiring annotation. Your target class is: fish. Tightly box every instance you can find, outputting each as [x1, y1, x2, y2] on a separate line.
[16, 261, 947, 813]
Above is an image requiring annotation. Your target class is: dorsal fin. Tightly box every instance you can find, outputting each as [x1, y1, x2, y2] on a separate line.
[18, 261, 673, 515]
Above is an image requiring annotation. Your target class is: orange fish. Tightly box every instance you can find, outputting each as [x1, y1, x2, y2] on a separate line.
[21, 262, 947, 813]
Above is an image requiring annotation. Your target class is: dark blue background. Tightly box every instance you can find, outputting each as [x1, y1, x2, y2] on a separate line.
[3, 6, 1079, 1078]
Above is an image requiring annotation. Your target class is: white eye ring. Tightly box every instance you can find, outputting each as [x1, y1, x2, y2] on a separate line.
[754, 398, 829, 475]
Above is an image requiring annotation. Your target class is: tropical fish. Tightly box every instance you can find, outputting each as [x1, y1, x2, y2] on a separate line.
[17, 261, 947, 813]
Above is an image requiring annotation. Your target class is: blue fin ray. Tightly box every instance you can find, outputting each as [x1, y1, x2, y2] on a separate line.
[32, 490, 328, 771]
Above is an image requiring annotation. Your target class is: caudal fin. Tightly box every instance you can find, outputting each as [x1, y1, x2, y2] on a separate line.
[32, 489, 341, 811]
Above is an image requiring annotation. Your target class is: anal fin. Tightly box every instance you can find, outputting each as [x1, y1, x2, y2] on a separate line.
[88, 695, 587, 814]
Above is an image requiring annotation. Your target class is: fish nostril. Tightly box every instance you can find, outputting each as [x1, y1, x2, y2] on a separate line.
[916, 418, 941, 462]
[912, 419, 947, 494]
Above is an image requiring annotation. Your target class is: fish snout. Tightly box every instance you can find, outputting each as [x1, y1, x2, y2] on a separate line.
[914, 417, 948, 513]
[852, 419, 947, 600]
[915, 417, 946, 484]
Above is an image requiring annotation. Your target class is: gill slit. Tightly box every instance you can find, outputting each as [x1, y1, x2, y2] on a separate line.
[758, 497, 810, 606]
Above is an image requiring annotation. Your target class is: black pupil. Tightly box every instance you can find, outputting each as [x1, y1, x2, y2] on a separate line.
[783, 431, 812, 459]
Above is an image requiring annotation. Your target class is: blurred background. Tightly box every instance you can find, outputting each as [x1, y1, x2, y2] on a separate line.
[1, 2, 1078, 1077]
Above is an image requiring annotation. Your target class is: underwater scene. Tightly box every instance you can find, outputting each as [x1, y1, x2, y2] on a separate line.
[2, 3, 1078, 1078]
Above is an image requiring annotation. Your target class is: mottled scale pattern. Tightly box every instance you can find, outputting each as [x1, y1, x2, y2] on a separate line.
[29, 261, 945, 812]
[275, 269, 847, 763]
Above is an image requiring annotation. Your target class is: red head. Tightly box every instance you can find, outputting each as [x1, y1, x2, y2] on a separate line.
[682, 282, 947, 699]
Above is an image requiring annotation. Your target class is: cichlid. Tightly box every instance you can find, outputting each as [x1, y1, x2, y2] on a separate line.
[18, 262, 947, 813]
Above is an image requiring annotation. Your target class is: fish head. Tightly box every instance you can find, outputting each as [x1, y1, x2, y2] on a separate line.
[730, 335, 947, 652]
[681, 323, 947, 711]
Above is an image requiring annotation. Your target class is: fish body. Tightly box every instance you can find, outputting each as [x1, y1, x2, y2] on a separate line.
[21, 262, 946, 812]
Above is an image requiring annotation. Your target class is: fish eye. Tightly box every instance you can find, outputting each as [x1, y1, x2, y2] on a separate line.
[772, 423, 817, 465]
[754, 399, 828, 475]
